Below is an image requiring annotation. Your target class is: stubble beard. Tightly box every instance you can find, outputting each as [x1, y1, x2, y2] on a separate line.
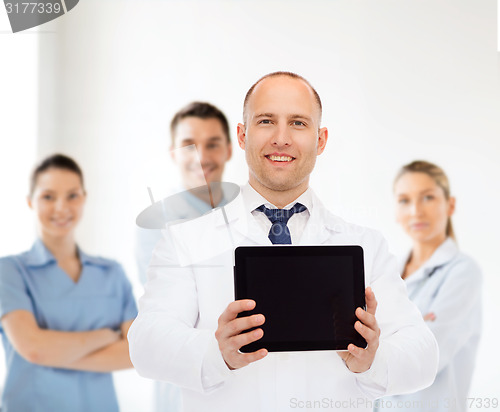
[249, 156, 315, 194]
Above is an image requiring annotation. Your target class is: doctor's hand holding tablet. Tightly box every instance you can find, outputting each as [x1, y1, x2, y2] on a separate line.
[216, 287, 381, 373]
[218, 244, 380, 373]
[337, 287, 380, 373]
[216, 299, 268, 370]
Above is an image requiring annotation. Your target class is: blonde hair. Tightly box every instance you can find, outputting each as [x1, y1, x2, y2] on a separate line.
[394, 160, 455, 240]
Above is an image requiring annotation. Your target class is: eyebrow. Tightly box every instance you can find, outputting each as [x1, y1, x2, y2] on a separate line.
[397, 188, 437, 196]
[289, 114, 312, 122]
[39, 188, 82, 193]
[254, 113, 313, 122]
[178, 136, 223, 144]
[254, 113, 275, 119]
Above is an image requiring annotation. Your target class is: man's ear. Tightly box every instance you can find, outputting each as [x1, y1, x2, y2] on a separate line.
[226, 142, 233, 161]
[27, 195, 33, 209]
[237, 123, 246, 150]
[169, 146, 177, 163]
[317, 127, 328, 155]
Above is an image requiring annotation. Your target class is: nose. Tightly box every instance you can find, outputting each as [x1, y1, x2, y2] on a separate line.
[196, 144, 208, 163]
[54, 198, 69, 213]
[272, 122, 292, 147]
[409, 200, 424, 216]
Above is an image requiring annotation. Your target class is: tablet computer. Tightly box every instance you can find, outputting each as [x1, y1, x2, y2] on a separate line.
[234, 245, 366, 353]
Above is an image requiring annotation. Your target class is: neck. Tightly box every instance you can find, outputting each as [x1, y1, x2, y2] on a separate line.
[409, 234, 447, 267]
[40, 233, 78, 262]
[188, 183, 223, 207]
[249, 178, 308, 209]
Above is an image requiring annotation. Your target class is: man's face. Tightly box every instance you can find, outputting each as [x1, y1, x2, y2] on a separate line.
[237, 76, 327, 194]
[171, 116, 232, 188]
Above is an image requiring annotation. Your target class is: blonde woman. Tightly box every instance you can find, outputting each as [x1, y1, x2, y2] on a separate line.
[377, 160, 482, 412]
[0, 154, 137, 412]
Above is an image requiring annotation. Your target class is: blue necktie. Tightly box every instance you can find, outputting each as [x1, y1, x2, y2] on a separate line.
[256, 203, 307, 244]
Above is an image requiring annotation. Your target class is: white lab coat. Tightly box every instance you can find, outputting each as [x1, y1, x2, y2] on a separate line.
[376, 238, 482, 412]
[135, 187, 235, 412]
[135, 187, 227, 284]
[128, 185, 438, 412]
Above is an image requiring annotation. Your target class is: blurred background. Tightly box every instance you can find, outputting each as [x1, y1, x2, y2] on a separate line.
[1, 0, 499, 410]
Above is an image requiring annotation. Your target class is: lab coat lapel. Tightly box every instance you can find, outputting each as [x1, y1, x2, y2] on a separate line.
[420, 237, 459, 276]
[298, 191, 339, 245]
[404, 237, 459, 285]
[169, 191, 273, 266]
[214, 192, 271, 246]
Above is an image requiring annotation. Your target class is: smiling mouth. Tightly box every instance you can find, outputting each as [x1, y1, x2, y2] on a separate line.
[51, 218, 73, 226]
[411, 223, 429, 229]
[265, 155, 295, 162]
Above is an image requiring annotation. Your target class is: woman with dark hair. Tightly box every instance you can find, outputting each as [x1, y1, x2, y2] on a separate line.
[0, 154, 137, 412]
[377, 160, 482, 412]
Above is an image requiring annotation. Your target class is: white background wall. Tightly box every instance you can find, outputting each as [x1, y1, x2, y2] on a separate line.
[0, 9, 39, 405]
[1, 0, 499, 410]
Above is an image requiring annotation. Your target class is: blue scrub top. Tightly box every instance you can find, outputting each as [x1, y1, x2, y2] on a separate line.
[0, 239, 138, 412]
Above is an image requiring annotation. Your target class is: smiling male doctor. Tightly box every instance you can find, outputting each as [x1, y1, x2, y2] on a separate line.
[128, 72, 438, 412]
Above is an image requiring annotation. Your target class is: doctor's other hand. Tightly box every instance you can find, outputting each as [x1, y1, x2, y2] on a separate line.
[338, 287, 380, 373]
[215, 299, 268, 370]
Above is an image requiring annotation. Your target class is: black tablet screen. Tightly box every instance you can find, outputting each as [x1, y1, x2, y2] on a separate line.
[234, 246, 366, 352]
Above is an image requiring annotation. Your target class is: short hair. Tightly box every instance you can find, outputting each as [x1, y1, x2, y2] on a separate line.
[170, 101, 231, 145]
[243, 71, 323, 123]
[29, 153, 84, 197]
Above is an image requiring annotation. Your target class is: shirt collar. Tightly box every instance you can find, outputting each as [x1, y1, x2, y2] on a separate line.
[24, 238, 102, 267]
[78, 248, 99, 266]
[204, 182, 344, 248]
[402, 237, 459, 283]
[24, 238, 57, 267]
[420, 237, 459, 270]
[241, 182, 313, 214]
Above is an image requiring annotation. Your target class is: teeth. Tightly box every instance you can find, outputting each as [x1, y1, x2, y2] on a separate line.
[268, 155, 293, 162]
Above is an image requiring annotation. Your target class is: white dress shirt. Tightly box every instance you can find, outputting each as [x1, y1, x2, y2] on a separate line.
[376, 238, 482, 412]
[128, 183, 438, 412]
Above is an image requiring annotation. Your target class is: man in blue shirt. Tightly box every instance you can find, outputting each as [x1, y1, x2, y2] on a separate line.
[136, 101, 233, 283]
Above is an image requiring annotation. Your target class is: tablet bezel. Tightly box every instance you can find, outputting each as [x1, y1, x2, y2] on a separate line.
[234, 245, 366, 353]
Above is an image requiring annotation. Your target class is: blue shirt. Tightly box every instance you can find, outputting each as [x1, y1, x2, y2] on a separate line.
[0, 239, 138, 412]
